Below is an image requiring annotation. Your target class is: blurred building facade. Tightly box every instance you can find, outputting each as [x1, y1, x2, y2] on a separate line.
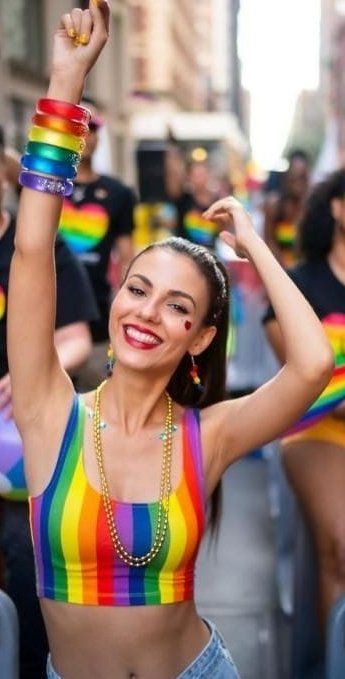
[0, 0, 247, 183]
[316, 0, 345, 170]
[0, 0, 133, 180]
[129, 0, 214, 113]
[129, 0, 244, 119]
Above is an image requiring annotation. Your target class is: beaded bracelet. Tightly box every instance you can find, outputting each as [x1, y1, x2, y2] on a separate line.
[32, 113, 89, 138]
[21, 154, 77, 180]
[28, 126, 86, 153]
[37, 98, 91, 126]
[25, 141, 80, 165]
[19, 170, 74, 197]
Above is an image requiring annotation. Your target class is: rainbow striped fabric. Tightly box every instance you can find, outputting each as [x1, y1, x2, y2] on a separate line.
[29, 396, 206, 606]
[286, 313, 345, 435]
[275, 221, 297, 248]
[183, 210, 219, 247]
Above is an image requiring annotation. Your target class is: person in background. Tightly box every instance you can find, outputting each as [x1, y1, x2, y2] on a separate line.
[6, 5, 333, 677]
[264, 149, 310, 266]
[176, 160, 220, 249]
[58, 97, 136, 390]
[0, 128, 99, 679]
[263, 169, 345, 640]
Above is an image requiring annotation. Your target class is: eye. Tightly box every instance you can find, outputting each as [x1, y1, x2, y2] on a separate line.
[127, 285, 145, 296]
[168, 303, 189, 315]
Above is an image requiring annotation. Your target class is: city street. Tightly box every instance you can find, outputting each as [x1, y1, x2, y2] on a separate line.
[196, 456, 290, 679]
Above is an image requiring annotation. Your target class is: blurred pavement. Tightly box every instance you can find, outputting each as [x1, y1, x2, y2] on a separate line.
[196, 458, 290, 679]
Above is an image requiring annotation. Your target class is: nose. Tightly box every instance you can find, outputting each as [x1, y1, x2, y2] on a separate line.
[137, 297, 161, 324]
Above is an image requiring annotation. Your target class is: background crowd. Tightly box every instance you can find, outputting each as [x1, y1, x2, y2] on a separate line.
[1, 24, 345, 678]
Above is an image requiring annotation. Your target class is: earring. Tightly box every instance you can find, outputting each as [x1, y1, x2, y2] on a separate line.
[189, 355, 204, 392]
[106, 344, 115, 377]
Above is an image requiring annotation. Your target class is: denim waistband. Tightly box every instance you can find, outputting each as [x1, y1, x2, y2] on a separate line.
[177, 617, 239, 678]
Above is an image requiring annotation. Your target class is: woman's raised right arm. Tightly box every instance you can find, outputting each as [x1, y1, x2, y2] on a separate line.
[7, 1, 109, 430]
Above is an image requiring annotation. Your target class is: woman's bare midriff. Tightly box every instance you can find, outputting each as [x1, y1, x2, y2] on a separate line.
[41, 598, 210, 679]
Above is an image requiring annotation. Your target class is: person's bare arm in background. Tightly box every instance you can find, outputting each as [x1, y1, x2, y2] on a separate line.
[0, 321, 92, 419]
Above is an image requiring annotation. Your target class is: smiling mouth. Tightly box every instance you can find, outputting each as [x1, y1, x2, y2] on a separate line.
[123, 325, 163, 348]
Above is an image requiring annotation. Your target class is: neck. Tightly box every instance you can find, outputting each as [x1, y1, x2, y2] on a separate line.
[193, 187, 212, 206]
[76, 160, 98, 183]
[99, 364, 172, 435]
[327, 232, 345, 284]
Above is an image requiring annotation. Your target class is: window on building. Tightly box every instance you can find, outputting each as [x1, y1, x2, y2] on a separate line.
[131, 6, 147, 32]
[133, 57, 147, 86]
[2, 0, 44, 74]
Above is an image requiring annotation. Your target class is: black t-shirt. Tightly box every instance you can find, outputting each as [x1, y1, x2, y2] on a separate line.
[58, 174, 136, 341]
[263, 259, 345, 324]
[175, 193, 219, 249]
[0, 216, 99, 379]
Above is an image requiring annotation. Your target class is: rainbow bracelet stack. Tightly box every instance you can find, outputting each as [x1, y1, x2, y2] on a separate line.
[19, 99, 91, 197]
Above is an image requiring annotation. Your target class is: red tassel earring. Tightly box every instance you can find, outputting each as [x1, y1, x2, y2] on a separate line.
[189, 355, 204, 392]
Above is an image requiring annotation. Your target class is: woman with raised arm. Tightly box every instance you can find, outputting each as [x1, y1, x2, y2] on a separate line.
[7, 3, 333, 678]
[264, 169, 345, 635]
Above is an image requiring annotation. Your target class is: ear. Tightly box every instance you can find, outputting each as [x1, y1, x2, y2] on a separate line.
[188, 325, 217, 357]
[330, 197, 342, 221]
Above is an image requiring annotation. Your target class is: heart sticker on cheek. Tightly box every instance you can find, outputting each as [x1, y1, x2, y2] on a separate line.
[185, 321, 192, 331]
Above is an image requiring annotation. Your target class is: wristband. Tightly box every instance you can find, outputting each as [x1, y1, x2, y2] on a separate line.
[28, 126, 86, 153]
[19, 170, 73, 197]
[21, 154, 77, 179]
[32, 113, 89, 138]
[37, 98, 91, 126]
[26, 141, 80, 165]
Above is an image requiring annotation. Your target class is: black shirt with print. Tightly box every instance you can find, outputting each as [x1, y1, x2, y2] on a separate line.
[263, 259, 345, 324]
[0, 216, 99, 379]
[58, 175, 136, 341]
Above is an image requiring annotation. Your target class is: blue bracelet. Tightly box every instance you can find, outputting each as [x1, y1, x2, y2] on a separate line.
[21, 153, 77, 179]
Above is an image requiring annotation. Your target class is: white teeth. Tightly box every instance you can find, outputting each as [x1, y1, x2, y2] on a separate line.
[125, 326, 160, 345]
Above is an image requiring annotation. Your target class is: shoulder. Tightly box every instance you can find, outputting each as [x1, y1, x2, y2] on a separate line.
[288, 259, 327, 289]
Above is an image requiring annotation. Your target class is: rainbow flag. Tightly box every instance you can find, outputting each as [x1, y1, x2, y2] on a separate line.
[286, 313, 345, 435]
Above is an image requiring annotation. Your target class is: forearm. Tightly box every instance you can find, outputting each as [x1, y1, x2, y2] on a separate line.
[246, 233, 333, 377]
[15, 72, 85, 255]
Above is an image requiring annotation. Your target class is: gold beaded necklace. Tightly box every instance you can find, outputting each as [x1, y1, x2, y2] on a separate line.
[93, 380, 173, 567]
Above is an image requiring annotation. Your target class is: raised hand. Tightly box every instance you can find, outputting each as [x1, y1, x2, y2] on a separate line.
[203, 196, 257, 259]
[51, 1, 109, 84]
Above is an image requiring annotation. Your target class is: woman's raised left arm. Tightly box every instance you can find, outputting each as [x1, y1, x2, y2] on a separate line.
[203, 197, 334, 469]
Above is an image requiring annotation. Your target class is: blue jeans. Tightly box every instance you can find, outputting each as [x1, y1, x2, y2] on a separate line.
[47, 618, 240, 678]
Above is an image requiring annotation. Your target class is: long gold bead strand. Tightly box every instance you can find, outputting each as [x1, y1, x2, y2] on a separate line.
[93, 381, 173, 567]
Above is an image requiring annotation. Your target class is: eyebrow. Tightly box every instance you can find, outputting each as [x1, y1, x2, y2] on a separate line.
[128, 273, 196, 308]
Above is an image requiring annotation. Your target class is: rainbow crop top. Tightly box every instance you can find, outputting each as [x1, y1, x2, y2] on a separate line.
[29, 395, 206, 606]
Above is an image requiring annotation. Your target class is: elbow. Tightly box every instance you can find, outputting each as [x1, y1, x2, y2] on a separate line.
[302, 345, 334, 391]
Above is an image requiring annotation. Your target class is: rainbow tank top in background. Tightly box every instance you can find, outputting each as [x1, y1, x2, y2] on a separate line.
[286, 313, 345, 436]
